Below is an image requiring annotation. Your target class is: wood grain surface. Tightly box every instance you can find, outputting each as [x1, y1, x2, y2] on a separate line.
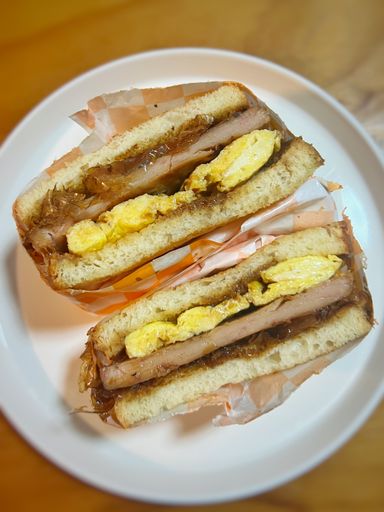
[1, 1, 383, 510]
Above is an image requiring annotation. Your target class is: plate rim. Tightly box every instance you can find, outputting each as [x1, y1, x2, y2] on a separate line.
[2, 47, 383, 169]
[1, 47, 383, 505]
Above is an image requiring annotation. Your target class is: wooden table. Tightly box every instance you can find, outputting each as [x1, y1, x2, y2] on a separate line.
[1, 1, 383, 510]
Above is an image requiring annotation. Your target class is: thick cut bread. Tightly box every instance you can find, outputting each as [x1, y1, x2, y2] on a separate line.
[14, 84, 248, 229]
[90, 222, 349, 359]
[50, 137, 323, 290]
[113, 303, 372, 427]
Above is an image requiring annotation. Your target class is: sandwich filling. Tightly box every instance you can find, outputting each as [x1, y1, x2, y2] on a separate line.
[124, 254, 342, 358]
[66, 129, 281, 255]
[79, 252, 354, 397]
[25, 102, 289, 257]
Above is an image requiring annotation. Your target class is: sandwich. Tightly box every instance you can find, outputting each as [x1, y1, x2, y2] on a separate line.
[13, 82, 323, 292]
[79, 221, 373, 428]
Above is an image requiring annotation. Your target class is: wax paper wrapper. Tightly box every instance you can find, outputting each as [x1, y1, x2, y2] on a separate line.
[32, 82, 223, 180]
[20, 82, 340, 314]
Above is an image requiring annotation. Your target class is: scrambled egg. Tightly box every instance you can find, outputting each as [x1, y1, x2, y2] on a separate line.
[247, 255, 343, 306]
[67, 191, 195, 255]
[124, 254, 343, 358]
[125, 296, 249, 358]
[183, 129, 281, 193]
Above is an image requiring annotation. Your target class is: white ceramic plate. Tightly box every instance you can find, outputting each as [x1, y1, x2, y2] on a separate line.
[0, 48, 383, 505]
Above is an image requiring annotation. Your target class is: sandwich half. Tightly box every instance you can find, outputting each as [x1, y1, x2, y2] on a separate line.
[80, 221, 373, 428]
[13, 82, 323, 291]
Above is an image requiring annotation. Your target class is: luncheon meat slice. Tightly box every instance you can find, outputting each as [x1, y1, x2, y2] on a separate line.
[84, 106, 272, 199]
[100, 273, 353, 390]
[29, 106, 272, 254]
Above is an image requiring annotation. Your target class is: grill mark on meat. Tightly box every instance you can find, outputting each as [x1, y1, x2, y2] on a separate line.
[100, 273, 353, 390]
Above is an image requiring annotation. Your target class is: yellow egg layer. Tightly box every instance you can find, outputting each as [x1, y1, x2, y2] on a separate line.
[125, 296, 249, 358]
[183, 129, 281, 193]
[247, 255, 343, 306]
[66, 191, 195, 256]
[66, 129, 280, 256]
[124, 255, 343, 358]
